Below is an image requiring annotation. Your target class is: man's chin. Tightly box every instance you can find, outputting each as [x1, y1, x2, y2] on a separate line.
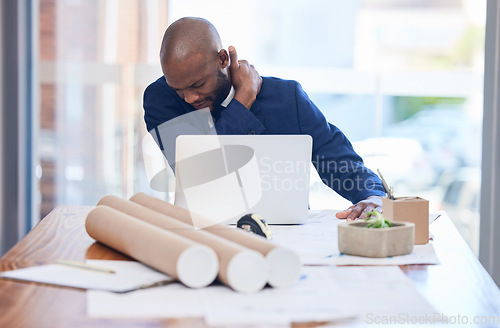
[208, 101, 223, 111]
[193, 101, 210, 110]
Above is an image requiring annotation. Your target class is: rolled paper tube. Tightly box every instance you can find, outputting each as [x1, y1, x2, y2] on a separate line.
[97, 195, 267, 293]
[129, 192, 302, 288]
[85, 206, 218, 288]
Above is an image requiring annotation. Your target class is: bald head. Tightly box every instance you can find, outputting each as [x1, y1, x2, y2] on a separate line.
[160, 17, 222, 66]
[159, 18, 231, 110]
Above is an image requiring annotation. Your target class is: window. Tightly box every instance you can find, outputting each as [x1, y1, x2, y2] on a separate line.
[38, 0, 169, 218]
[167, 0, 486, 254]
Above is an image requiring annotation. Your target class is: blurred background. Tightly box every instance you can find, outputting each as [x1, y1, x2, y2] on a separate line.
[37, 0, 485, 255]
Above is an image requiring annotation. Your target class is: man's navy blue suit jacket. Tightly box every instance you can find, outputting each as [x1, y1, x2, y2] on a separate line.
[143, 75, 385, 204]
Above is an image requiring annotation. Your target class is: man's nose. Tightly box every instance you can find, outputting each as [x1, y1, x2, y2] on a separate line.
[183, 89, 200, 104]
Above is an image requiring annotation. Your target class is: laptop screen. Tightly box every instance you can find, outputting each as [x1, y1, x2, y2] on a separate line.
[174, 135, 312, 226]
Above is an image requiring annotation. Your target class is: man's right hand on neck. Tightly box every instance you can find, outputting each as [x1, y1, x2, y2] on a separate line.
[228, 46, 262, 110]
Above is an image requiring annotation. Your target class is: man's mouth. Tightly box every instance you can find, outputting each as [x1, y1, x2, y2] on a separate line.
[193, 100, 209, 109]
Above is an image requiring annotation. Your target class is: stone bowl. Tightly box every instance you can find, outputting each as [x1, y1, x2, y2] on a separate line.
[338, 221, 415, 258]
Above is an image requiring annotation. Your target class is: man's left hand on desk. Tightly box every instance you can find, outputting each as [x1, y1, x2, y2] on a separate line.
[335, 195, 383, 221]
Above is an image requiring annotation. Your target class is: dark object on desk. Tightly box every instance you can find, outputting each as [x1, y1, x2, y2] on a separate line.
[237, 214, 272, 239]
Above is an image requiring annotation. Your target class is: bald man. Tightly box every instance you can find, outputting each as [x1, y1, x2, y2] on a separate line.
[144, 17, 386, 220]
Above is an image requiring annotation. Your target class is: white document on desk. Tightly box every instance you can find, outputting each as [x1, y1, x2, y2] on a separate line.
[87, 266, 437, 325]
[0, 260, 172, 293]
[332, 243, 439, 266]
[203, 266, 437, 326]
[201, 267, 357, 326]
[88, 283, 204, 318]
[271, 215, 440, 266]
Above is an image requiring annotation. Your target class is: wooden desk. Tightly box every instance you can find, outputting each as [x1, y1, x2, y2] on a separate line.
[1, 206, 499, 327]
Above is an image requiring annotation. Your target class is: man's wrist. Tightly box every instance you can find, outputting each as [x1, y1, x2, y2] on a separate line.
[363, 195, 383, 209]
[234, 88, 257, 110]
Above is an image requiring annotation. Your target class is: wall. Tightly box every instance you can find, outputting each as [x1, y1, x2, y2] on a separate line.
[0, 0, 4, 256]
[480, 0, 500, 287]
[0, 0, 33, 256]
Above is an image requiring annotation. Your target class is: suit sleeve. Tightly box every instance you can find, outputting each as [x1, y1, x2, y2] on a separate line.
[143, 81, 186, 133]
[213, 99, 265, 135]
[293, 82, 385, 204]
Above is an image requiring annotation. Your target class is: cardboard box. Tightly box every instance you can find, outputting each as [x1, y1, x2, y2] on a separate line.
[382, 197, 429, 245]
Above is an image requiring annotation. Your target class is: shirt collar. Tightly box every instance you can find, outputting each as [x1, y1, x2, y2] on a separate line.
[220, 86, 235, 108]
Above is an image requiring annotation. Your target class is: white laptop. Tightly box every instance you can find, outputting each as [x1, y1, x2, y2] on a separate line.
[174, 135, 312, 225]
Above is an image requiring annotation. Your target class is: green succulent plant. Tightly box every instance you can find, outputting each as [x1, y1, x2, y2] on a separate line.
[364, 210, 392, 228]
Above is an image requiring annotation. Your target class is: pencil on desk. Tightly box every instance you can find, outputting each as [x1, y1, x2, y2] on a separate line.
[55, 259, 116, 274]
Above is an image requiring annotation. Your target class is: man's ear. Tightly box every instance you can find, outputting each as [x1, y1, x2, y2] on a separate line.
[217, 49, 229, 69]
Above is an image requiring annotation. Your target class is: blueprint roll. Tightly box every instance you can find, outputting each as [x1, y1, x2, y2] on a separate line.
[130, 192, 302, 289]
[98, 195, 267, 293]
[85, 206, 218, 288]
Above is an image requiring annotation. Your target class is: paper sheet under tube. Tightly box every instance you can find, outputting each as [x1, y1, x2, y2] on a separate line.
[0, 261, 173, 293]
[129, 192, 302, 288]
[85, 206, 218, 288]
[97, 195, 267, 293]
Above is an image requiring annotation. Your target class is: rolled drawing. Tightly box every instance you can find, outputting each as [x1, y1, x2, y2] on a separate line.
[129, 192, 302, 288]
[97, 195, 267, 293]
[85, 206, 218, 288]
